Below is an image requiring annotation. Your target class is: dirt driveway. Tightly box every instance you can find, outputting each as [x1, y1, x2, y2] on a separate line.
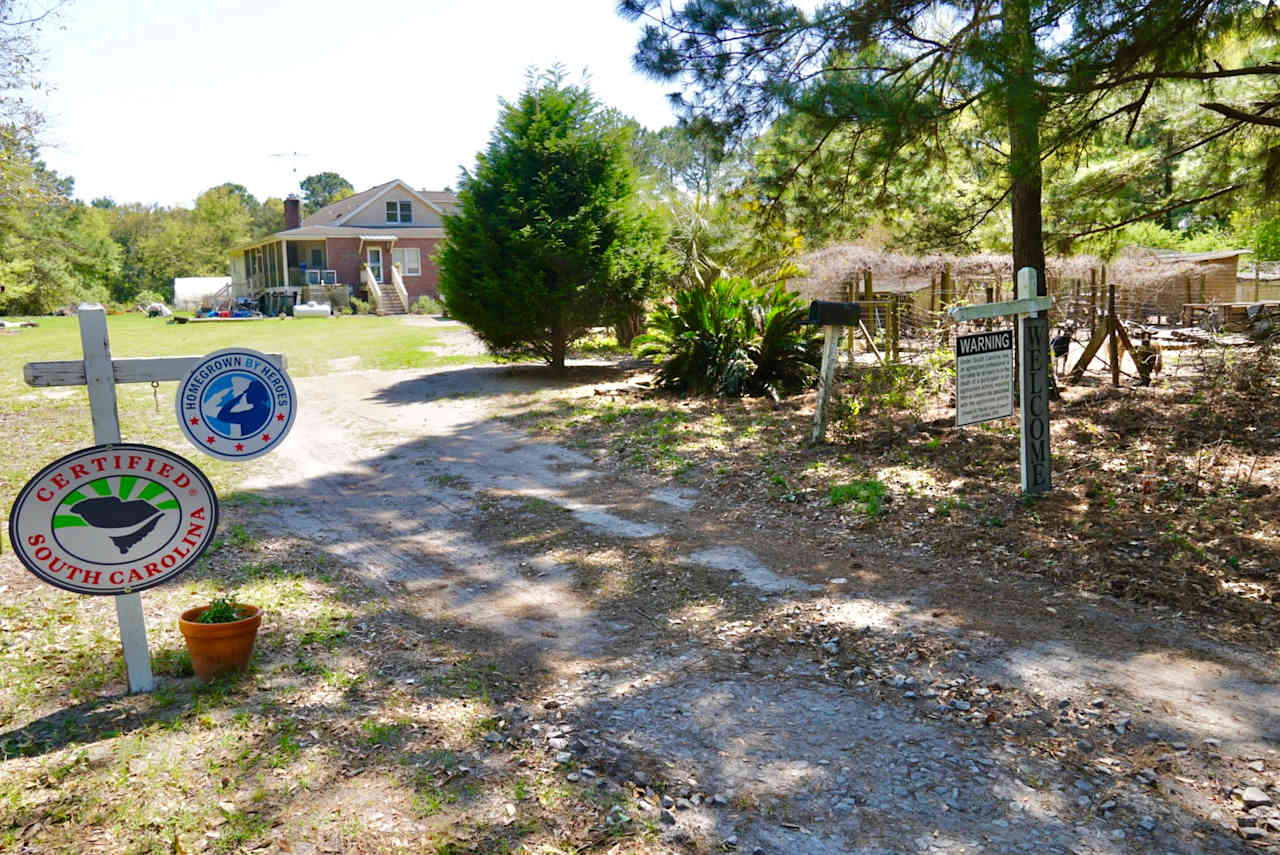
[238, 320, 1277, 854]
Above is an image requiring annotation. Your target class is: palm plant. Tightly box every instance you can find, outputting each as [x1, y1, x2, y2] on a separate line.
[636, 277, 820, 398]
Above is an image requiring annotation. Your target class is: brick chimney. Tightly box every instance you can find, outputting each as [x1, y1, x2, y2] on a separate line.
[284, 195, 301, 230]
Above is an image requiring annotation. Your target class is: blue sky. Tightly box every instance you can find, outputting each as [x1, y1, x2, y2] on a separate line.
[35, 0, 681, 207]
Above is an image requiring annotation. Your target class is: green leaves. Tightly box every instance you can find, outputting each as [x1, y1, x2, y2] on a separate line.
[439, 70, 671, 370]
[635, 276, 820, 397]
[828, 479, 888, 516]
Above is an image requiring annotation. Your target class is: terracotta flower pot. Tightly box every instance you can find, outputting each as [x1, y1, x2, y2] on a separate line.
[178, 604, 262, 680]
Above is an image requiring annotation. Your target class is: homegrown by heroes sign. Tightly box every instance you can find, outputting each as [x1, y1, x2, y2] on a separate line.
[176, 348, 296, 461]
[9, 444, 219, 595]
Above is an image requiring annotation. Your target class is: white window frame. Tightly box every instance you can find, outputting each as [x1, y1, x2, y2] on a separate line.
[392, 247, 421, 276]
[385, 200, 413, 224]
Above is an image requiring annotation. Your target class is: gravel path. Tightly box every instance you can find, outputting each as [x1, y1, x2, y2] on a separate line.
[237, 324, 1274, 853]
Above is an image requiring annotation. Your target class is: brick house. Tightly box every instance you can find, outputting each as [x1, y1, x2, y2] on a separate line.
[228, 179, 457, 314]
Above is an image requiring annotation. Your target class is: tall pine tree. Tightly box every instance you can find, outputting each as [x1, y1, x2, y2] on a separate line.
[621, 0, 1278, 292]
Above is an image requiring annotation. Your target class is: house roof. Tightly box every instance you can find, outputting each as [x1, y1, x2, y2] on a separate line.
[231, 225, 446, 252]
[300, 179, 457, 227]
[300, 181, 396, 227]
[418, 190, 459, 215]
[1149, 249, 1252, 264]
[227, 180, 456, 252]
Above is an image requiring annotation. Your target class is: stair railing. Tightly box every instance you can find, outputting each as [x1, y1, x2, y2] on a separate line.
[361, 264, 383, 313]
[390, 263, 410, 312]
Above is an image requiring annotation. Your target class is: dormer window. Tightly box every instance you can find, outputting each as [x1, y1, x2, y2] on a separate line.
[385, 201, 413, 224]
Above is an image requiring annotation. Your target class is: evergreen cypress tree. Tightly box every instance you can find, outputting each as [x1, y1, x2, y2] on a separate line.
[439, 69, 671, 372]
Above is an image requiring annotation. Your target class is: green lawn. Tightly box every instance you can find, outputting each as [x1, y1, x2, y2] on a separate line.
[0, 313, 494, 548]
[0, 314, 646, 855]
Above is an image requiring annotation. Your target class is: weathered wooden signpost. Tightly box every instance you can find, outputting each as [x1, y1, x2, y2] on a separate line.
[807, 300, 861, 443]
[948, 268, 1054, 494]
[13, 305, 291, 693]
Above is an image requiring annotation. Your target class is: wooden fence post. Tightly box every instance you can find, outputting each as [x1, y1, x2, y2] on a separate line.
[940, 264, 952, 346]
[1089, 268, 1098, 335]
[846, 280, 857, 360]
[863, 270, 875, 337]
[1108, 283, 1119, 388]
[890, 296, 900, 362]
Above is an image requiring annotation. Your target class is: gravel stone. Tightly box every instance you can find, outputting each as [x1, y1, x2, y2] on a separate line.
[1242, 787, 1273, 809]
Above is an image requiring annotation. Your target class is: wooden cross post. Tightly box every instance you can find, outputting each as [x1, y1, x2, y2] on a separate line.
[22, 305, 285, 693]
[948, 268, 1054, 494]
[806, 300, 862, 443]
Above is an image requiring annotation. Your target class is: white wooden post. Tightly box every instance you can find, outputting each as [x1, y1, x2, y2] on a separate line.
[1016, 268, 1053, 494]
[811, 325, 841, 443]
[77, 305, 155, 693]
[20, 305, 288, 694]
[947, 270, 1054, 495]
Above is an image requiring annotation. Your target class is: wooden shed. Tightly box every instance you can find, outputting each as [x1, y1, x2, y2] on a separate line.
[1151, 249, 1252, 303]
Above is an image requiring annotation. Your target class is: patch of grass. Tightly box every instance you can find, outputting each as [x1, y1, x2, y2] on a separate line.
[828, 479, 888, 516]
[519, 497, 566, 515]
[298, 612, 351, 648]
[434, 657, 512, 701]
[935, 497, 972, 517]
[361, 719, 405, 746]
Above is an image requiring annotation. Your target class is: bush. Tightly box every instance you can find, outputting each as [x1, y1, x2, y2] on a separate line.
[836, 347, 954, 427]
[349, 296, 370, 314]
[132, 289, 167, 306]
[411, 294, 444, 315]
[635, 277, 821, 398]
[323, 285, 351, 312]
[1255, 217, 1280, 261]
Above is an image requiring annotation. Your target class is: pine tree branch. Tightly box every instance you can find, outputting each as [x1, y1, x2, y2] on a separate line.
[1199, 101, 1280, 129]
[1079, 62, 1280, 91]
[1062, 184, 1243, 241]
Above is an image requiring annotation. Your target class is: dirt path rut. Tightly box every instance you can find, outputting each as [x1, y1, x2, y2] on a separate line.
[238, 350, 1277, 854]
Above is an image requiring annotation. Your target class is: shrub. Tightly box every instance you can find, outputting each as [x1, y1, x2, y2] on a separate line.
[412, 294, 444, 315]
[635, 277, 820, 398]
[133, 289, 167, 306]
[323, 285, 351, 312]
[836, 345, 954, 427]
[349, 296, 370, 314]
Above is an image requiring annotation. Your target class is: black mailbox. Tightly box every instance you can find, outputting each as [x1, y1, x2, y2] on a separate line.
[807, 300, 861, 327]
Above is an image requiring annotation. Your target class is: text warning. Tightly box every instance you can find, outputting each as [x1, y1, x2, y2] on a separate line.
[955, 329, 1014, 427]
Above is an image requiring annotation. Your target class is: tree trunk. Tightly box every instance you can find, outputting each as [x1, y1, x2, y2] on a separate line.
[614, 309, 645, 349]
[1003, 0, 1046, 296]
[550, 323, 568, 375]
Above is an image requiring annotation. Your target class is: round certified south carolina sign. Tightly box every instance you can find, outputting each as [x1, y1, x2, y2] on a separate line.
[9, 444, 220, 595]
[176, 348, 297, 460]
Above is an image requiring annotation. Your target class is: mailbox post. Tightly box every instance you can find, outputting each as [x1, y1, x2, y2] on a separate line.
[806, 301, 861, 443]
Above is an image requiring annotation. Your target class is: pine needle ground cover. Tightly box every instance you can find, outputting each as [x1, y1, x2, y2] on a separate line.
[510, 348, 1280, 652]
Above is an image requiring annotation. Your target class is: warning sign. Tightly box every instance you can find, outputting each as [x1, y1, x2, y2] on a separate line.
[955, 329, 1014, 427]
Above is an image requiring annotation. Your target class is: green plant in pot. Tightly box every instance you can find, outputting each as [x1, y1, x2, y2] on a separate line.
[178, 595, 262, 680]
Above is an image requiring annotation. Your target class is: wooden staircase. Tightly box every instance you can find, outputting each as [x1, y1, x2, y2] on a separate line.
[375, 282, 407, 315]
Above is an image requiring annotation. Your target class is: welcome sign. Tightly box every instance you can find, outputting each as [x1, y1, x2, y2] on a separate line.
[9, 443, 219, 595]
